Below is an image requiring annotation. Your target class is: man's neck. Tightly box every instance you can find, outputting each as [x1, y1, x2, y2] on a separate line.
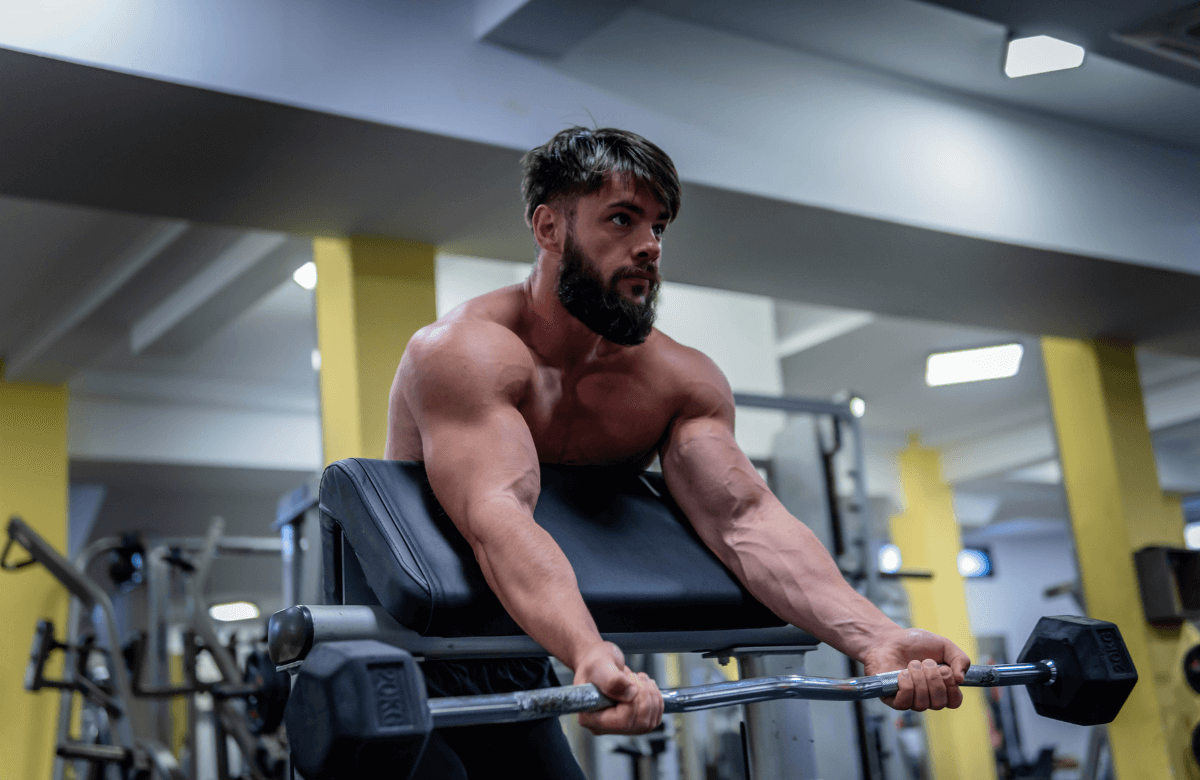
[521, 253, 625, 369]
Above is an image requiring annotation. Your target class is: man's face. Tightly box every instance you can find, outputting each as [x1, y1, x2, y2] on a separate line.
[555, 174, 667, 346]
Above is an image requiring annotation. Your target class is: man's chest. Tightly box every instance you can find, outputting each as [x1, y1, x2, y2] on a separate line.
[521, 362, 675, 465]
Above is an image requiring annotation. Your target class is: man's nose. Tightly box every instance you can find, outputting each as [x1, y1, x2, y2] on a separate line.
[634, 231, 661, 263]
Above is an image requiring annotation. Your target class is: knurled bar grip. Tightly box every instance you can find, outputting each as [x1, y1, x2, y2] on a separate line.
[429, 661, 1056, 728]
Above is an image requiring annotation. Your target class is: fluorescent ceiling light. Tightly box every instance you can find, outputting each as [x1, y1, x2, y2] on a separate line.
[311, 349, 322, 372]
[209, 601, 260, 622]
[878, 543, 902, 574]
[293, 261, 317, 290]
[926, 343, 1024, 387]
[1005, 35, 1085, 78]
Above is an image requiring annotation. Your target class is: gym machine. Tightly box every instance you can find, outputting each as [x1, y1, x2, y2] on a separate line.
[267, 456, 1139, 780]
[3, 516, 290, 780]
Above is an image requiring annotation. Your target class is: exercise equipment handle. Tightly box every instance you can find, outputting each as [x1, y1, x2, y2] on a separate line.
[428, 661, 1057, 728]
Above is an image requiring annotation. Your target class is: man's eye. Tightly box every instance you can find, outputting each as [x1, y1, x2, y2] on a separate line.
[611, 213, 631, 226]
[652, 225, 666, 238]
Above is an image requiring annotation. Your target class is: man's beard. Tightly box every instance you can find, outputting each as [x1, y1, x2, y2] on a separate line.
[556, 233, 659, 346]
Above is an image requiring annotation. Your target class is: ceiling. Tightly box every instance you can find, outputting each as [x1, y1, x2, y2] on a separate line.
[921, 0, 1200, 88]
[0, 0, 1197, 552]
[639, 0, 1200, 153]
[2, 45, 1199, 374]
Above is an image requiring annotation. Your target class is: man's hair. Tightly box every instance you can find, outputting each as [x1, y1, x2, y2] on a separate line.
[521, 127, 681, 225]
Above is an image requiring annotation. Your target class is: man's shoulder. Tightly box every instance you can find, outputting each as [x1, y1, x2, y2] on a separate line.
[642, 330, 733, 417]
[402, 318, 535, 411]
[408, 315, 532, 373]
[644, 329, 726, 383]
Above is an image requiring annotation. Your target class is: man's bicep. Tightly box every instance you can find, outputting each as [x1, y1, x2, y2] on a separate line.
[403, 330, 541, 542]
[420, 401, 542, 544]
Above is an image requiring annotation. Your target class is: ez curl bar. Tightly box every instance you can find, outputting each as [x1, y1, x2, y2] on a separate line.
[283, 615, 1138, 780]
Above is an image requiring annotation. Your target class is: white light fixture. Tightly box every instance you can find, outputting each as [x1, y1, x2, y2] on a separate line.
[208, 601, 260, 622]
[834, 390, 867, 419]
[1186, 522, 1200, 550]
[957, 548, 992, 578]
[926, 343, 1024, 387]
[293, 261, 317, 290]
[311, 349, 322, 372]
[1004, 35, 1085, 78]
[878, 543, 902, 574]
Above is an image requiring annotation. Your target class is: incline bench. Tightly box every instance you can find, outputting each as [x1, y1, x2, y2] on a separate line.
[268, 458, 822, 777]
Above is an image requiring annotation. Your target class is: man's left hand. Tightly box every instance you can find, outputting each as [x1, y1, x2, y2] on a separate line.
[860, 628, 971, 712]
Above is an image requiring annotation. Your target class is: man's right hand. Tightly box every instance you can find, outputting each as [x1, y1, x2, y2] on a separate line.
[572, 642, 664, 735]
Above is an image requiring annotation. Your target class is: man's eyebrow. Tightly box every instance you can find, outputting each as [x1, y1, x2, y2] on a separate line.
[606, 200, 671, 221]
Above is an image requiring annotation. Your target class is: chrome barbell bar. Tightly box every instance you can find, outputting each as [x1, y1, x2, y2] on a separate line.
[429, 660, 1057, 728]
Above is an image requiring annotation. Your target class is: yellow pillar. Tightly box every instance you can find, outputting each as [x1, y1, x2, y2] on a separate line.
[1042, 337, 1199, 779]
[312, 237, 437, 464]
[891, 434, 998, 780]
[170, 637, 188, 758]
[0, 363, 70, 780]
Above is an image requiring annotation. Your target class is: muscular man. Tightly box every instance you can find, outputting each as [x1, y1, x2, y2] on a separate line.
[386, 127, 970, 778]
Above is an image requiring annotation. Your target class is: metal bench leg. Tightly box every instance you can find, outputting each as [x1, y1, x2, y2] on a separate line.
[737, 654, 819, 780]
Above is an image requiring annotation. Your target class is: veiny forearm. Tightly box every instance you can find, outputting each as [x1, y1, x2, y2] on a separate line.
[464, 496, 604, 670]
[714, 500, 900, 663]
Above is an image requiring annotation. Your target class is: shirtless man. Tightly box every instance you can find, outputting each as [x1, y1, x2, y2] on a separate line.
[385, 127, 970, 778]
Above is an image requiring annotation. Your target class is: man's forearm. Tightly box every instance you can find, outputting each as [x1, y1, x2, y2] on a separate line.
[718, 501, 901, 662]
[465, 499, 605, 669]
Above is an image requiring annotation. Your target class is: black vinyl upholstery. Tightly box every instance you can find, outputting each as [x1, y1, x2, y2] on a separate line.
[319, 459, 792, 638]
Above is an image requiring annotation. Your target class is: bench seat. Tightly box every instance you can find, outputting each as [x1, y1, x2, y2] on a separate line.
[269, 458, 818, 663]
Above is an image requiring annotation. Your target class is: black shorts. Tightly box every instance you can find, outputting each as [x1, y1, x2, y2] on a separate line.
[411, 658, 587, 780]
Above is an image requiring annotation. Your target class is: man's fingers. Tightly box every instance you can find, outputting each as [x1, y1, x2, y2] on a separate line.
[948, 647, 971, 681]
[636, 672, 662, 731]
[642, 672, 664, 726]
[589, 661, 638, 702]
[908, 660, 931, 711]
[923, 659, 949, 710]
[889, 669, 912, 710]
[579, 671, 663, 735]
[943, 666, 964, 709]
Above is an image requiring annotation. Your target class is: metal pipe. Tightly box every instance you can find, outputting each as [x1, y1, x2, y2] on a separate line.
[157, 535, 282, 555]
[428, 661, 1057, 728]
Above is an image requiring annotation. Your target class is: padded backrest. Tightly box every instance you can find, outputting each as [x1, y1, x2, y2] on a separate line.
[319, 459, 786, 638]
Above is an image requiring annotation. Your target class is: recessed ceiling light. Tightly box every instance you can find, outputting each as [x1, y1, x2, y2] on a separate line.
[849, 396, 866, 419]
[1005, 35, 1085, 78]
[926, 343, 1024, 387]
[293, 261, 317, 290]
[208, 601, 260, 622]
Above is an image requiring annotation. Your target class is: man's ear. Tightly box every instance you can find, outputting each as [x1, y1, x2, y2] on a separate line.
[531, 203, 565, 255]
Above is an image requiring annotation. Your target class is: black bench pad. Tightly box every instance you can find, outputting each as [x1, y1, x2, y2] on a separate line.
[319, 459, 797, 639]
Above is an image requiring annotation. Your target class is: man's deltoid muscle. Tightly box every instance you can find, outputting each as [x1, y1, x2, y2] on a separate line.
[385, 127, 969, 763]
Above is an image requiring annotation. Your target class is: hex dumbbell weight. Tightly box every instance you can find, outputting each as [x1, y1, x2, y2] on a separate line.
[284, 616, 1138, 780]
